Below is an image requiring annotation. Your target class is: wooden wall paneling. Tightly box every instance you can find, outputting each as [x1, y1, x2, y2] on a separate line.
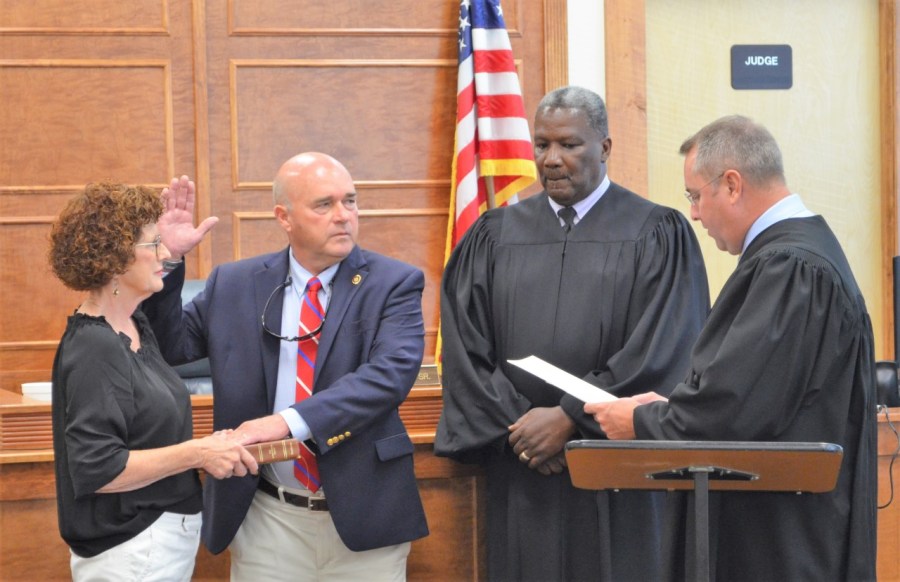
[192, 0, 215, 278]
[0, 59, 174, 188]
[0, 0, 168, 35]
[881, 0, 899, 359]
[0, 218, 77, 392]
[542, 0, 567, 91]
[0, 498, 71, 581]
[0, 458, 67, 581]
[603, 0, 648, 195]
[408, 473, 486, 580]
[227, 58, 458, 192]
[228, 0, 470, 34]
[878, 408, 900, 581]
[0, 0, 198, 391]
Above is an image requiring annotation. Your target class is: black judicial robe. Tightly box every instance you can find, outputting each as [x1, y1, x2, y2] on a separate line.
[435, 184, 710, 581]
[634, 216, 878, 581]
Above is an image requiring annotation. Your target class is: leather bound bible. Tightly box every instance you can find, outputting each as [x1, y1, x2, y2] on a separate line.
[245, 439, 301, 464]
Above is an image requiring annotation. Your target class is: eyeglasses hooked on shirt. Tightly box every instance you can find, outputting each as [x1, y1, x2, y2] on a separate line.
[261, 277, 326, 342]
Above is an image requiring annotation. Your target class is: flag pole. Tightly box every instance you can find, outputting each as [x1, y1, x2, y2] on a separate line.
[485, 176, 497, 209]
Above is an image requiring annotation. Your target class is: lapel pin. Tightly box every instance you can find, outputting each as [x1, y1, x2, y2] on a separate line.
[352, 274, 362, 285]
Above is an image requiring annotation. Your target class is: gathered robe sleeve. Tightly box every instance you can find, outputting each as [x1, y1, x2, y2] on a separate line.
[635, 245, 866, 443]
[435, 213, 531, 461]
[561, 208, 709, 436]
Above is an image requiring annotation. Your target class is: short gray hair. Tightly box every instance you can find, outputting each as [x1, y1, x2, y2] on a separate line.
[536, 86, 608, 137]
[680, 115, 785, 186]
[273, 173, 293, 209]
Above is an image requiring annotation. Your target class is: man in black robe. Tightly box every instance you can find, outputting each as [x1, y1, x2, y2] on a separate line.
[587, 115, 877, 581]
[435, 86, 710, 581]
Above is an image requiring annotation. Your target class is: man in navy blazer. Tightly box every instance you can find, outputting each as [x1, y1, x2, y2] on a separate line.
[143, 153, 428, 580]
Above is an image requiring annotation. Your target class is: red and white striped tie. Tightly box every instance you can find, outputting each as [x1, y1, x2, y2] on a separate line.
[293, 277, 322, 492]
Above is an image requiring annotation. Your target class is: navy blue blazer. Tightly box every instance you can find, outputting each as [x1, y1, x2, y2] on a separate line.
[143, 246, 429, 553]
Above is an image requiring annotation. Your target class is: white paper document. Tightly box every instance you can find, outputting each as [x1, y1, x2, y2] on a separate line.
[508, 355, 617, 403]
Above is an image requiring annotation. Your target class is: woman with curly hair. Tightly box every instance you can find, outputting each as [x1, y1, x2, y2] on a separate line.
[48, 181, 257, 582]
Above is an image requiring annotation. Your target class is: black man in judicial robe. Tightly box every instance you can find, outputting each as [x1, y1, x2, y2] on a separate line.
[435, 184, 710, 581]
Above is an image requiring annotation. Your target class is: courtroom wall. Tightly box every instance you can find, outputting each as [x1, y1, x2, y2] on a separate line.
[643, 0, 884, 354]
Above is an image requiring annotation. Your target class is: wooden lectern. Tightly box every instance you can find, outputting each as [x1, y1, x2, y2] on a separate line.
[565, 440, 843, 582]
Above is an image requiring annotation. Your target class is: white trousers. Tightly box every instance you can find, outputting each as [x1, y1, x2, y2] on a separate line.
[70, 511, 201, 582]
[230, 488, 410, 581]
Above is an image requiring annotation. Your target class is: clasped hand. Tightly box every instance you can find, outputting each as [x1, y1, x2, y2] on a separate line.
[196, 414, 290, 480]
[508, 406, 575, 476]
[194, 430, 258, 480]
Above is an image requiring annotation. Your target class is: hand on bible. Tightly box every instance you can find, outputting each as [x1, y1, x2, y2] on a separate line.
[584, 398, 639, 440]
[508, 406, 576, 470]
[193, 432, 259, 480]
[230, 414, 292, 446]
[159, 174, 219, 258]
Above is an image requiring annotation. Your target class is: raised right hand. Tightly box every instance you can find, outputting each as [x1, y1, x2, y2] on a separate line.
[158, 175, 219, 258]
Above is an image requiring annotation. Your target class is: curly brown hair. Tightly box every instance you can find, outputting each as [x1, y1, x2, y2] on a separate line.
[49, 182, 164, 291]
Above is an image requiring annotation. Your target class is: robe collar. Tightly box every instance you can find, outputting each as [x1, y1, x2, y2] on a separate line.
[742, 193, 814, 255]
[546, 174, 610, 227]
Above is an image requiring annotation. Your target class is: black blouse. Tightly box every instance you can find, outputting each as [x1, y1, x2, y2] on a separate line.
[51, 310, 202, 558]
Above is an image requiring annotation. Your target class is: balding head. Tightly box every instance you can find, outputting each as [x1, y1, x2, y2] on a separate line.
[272, 152, 359, 274]
[273, 152, 353, 209]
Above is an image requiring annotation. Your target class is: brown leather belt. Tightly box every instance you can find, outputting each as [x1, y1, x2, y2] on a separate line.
[257, 478, 328, 511]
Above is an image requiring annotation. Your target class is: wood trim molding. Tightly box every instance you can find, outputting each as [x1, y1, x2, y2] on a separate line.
[881, 0, 899, 359]
[0, 0, 169, 36]
[227, 58, 458, 191]
[230, 208, 448, 260]
[233, 179, 452, 192]
[192, 0, 214, 277]
[603, 0, 648, 195]
[543, 0, 567, 91]
[223, 0, 524, 38]
[0, 59, 175, 187]
[0, 27, 168, 36]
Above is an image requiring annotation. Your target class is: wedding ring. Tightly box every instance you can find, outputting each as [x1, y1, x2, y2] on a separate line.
[519, 451, 530, 462]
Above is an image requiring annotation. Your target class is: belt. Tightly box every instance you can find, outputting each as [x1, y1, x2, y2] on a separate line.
[257, 478, 328, 511]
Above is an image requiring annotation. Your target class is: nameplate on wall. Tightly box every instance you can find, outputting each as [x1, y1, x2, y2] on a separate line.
[731, 45, 792, 90]
[415, 365, 441, 386]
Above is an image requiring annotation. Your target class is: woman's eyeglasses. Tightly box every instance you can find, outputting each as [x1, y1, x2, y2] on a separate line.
[261, 277, 325, 342]
[135, 235, 164, 259]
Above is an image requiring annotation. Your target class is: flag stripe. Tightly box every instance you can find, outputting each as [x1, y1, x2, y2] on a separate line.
[475, 93, 527, 118]
[476, 117, 532, 142]
[473, 71, 523, 96]
[478, 140, 535, 162]
[471, 28, 513, 51]
[473, 49, 517, 74]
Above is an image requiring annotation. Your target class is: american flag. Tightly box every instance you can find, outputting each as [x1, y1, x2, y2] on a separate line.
[445, 0, 536, 248]
[437, 0, 536, 370]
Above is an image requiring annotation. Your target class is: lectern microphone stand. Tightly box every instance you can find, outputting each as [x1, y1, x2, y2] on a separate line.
[565, 440, 842, 582]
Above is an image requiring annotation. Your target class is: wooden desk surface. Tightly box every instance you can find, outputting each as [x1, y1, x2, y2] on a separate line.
[0, 387, 483, 581]
[3, 393, 895, 580]
[0, 385, 441, 465]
